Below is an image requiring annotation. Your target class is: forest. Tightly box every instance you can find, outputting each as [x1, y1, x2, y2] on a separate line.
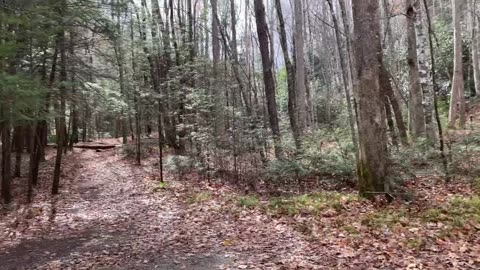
[0, 0, 480, 269]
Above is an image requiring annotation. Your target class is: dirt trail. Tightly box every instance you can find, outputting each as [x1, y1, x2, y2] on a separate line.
[0, 147, 231, 270]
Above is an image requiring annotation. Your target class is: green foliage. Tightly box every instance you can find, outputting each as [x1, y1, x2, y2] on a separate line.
[473, 177, 480, 194]
[421, 196, 480, 227]
[361, 208, 410, 229]
[433, 17, 472, 95]
[448, 131, 480, 177]
[165, 155, 195, 176]
[152, 181, 169, 192]
[266, 159, 307, 180]
[268, 192, 358, 216]
[0, 74, 46, 123]
[267, 129, 356, 183]
[391, 138, 442, 175]
[237, 195, 260, 209]
[121, 140, 156, 159]
[361, 196, 480, 232]
[275, 67, 289, 113]
[187, 191, 212, 204]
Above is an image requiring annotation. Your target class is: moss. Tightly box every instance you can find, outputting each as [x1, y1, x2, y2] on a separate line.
[361, 208, 409, 229]
[152, 181, 169, 192]
[268, 192, 358, 216]
[473, 177, 480, 194]
[421, 208, 447, 222]
[405, 238, 426, 250]
[237, 195, 260, 209]
[357, 160, 386, 199]
[420, 196, 480, 228]
[187, 191, 212, 204]
[342, 225, 360, 235]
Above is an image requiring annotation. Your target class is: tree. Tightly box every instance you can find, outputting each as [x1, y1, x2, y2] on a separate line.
[414, 0, 435, 140]
[253, 0, 282, 159]
[211, 0, 225, 143]
[406, 0, 425, 139]
[294, 0, 308, 136]
[326, 0, 358, 156]
[448, 0, 467, 129]
[274, 0, 300, 150]
[472, 0, 480, 97]
[352, 0, 388, 199]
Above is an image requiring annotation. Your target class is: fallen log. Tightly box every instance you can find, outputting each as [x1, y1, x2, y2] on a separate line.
[74, 144, 117, 150]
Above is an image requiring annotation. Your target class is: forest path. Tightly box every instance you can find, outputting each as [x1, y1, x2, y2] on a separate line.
[0, 145, 232, 269]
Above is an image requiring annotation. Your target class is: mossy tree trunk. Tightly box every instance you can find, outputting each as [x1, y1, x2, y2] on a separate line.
[352, 0, 388, 199]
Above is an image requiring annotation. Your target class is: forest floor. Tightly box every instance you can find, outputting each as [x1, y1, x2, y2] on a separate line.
[1, 106, 480, 269]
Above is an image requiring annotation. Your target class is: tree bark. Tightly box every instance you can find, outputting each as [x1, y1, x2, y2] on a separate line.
[1, 117, 12, 204]
[211, 0, 226, 144]
[406, 0, 426, 139]
[13, 126, 23, 177]
[414, 0, 436, 140]
[254, 0, 282, 159]
[326, 0, 358, 156]
[294, 0, 308, 135]
[472, 0, 480, 97]
[52, 4, 67, 195]
[274, 0, 300, 150]
[352, 0, 388, 199]
[379, 65, 409, 146]
[448, 0, 467, 129]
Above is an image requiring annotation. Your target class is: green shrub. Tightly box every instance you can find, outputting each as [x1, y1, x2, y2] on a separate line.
[266, 159, 307, 181]
[165, 155, 195, 176]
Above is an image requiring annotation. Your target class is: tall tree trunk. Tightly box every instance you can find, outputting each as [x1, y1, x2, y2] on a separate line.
[326, 0, 358, 157]
[414, 0, 436, 140]
[472, 0, 480, 97]
[68, 32, 78, 149]
[385, 97, 398, 146]
[449, 0, 467, 129]
[254, 0, 282, 159]
[13, 126, 23, 177]
[230, 0, 252, 116]
[274, 0, 300, 150]
[1, 116, 12, 204]
[211, 0, 225, 144]
[379, 65, 409, 146]
[406, 0, 426, 139]
[52, 8, 67, 195]
[27, 123, 37, 203]
[352, 0, 388, 199]
[294, 0, 308, 135]
[423, 0, 449, 179]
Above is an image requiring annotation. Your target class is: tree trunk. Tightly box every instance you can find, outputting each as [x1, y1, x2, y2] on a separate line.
[1, 118, 12, 204]
[254, 0, 282, 159]
[68, 32, 79, 149]
[326, 0, 358, 157]
[352, 0, 388, 199]
[52, 7, 67, 195]
[472, 0, 480, 97]
[406, 0, 426, 139]
[27, 123, 37, 203]
[274, 0, 300, 151]
[211, 0, 225, 144]
[13, 126, 24, 177]
[414, 0, 436, 140]
[448, 0, 467, 129]
[423, 0, 449, 179]
[379, 65, 409, 146]
[294, 0, 308, 135]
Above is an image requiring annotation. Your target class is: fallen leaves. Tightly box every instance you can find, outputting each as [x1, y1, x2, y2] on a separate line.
[1, 138, 480, 269]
